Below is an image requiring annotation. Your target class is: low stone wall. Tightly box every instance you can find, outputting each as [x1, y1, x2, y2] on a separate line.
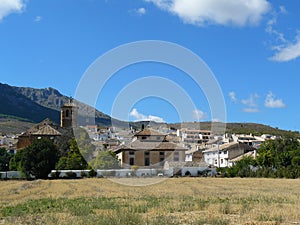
[0, 171, 22, 179]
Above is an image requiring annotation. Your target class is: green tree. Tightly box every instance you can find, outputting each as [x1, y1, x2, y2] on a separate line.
[0, 147, 12, 171]
[89, 151, 120, 170]
[56, 139, 87, 170]
[9, 149, 24, 171]
[292, 156, 300, 167]
[227, 156, 256, 178]
[74, 127, 96, 161]
[257, 139, 300, 168]
[20, 139, 59, 179]
[256, 138, 300, 178]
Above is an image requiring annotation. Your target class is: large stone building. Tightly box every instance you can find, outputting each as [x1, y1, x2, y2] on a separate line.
[114, 129, 187, 168]
[17, 99, 78, 149]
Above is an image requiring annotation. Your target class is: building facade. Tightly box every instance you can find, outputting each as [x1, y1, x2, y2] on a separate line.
[177, 129, 211, 144]
[202, 142, 251, 168]
[114, 129, 187, 168]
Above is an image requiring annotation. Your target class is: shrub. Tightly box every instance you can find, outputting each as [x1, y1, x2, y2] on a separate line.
[81, 171, 88, 178]
[65, 171, 77, 179]
[88, 169, 97, 178]
[50, 171, 60, 179]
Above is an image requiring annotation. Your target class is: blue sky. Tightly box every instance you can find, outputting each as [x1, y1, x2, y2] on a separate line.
[0, 0, 299, 131]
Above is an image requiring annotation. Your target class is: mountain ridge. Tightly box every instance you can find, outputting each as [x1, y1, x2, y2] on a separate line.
[0, 83, 299, 138]
[0, 83, 118, 133]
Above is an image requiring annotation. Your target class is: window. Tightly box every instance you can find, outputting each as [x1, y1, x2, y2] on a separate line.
[144, 151, 150, 166]
[142, 136, 147, 140]
[129, 158, 134, 166]
[129, 151, 135, 166]
[159, 151, 165, 164]
[223, 151, 227, 155]
[145, 158, 150, 166]
[66, 109, 70, 117]
[173, 152, 180, 161]
[221, 159, 224, 164]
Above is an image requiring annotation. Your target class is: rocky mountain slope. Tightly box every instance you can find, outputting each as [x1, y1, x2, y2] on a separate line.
[0, 83, 119, 133]
[0, 83, 298, 137]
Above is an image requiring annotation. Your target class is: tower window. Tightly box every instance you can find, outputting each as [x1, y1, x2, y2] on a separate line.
[66, 109, 70, 117]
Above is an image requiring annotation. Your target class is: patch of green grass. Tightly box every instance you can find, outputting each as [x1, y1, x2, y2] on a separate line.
[197, 217, 230, 225]
[219, 202, 232, 215]
[257, 214, 285, 223]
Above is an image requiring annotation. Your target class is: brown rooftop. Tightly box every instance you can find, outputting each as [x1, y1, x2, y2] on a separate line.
[134, 128, 166, 137]
[19, 118, 64, 137]
[31, 125, 62, 136]
[114, 139, 186, 153]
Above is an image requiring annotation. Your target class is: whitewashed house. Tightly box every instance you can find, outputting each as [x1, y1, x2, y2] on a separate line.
[177, 129, 211, 144]
[232, 134, 265, 148]
[203, 142, 251, 168]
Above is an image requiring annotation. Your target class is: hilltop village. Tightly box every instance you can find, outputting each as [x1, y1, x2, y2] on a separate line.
[2, 99, 294, 179]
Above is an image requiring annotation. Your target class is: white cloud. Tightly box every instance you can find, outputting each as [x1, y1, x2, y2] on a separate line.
[136, 7, 146, 15]
[130, 7, 147, 16]
[192, 109, 207, 121]
[265, 15, 286, 43]
[212, 118, 222, 123]
[0, 0, 25, 21]
[130, 108, 165, 123]
[241, 94, 259, 107]
[270, 33, 300, 62]
[265, 92, 286, 108]
[241, 94, 260, 113]
[229, 91, 238, 102]
[279, 6, 287, 14]
[34, 16, 42, 22]
[145, 0, 271, 27]
[243, 108, 259, 113]
[266, 7, 300, 62]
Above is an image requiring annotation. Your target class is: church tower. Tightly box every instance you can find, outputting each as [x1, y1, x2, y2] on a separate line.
[60, 98, 79, 128]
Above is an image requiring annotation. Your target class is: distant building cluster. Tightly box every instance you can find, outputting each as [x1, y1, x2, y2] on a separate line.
[78, 124, 277, 171]
[0, 100, 284, 177]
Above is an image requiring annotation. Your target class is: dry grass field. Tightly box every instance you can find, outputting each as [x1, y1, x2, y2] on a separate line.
[0, 178, 300, 225]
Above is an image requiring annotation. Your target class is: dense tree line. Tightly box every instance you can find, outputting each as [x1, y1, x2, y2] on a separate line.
[222, 138, 300, 179]
[8, 129, 120, 179]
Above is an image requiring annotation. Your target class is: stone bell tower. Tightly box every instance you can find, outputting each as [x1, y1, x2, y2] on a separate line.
[60, 98, 79, 128]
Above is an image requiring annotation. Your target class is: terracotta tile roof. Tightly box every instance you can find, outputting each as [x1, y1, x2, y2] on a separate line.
[19, 118, 63, 137]
[134, 129, 166, 137]
[114, 140, 187, 153]
[31, 125, 62, 136]
[202, 142, 239, 153]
